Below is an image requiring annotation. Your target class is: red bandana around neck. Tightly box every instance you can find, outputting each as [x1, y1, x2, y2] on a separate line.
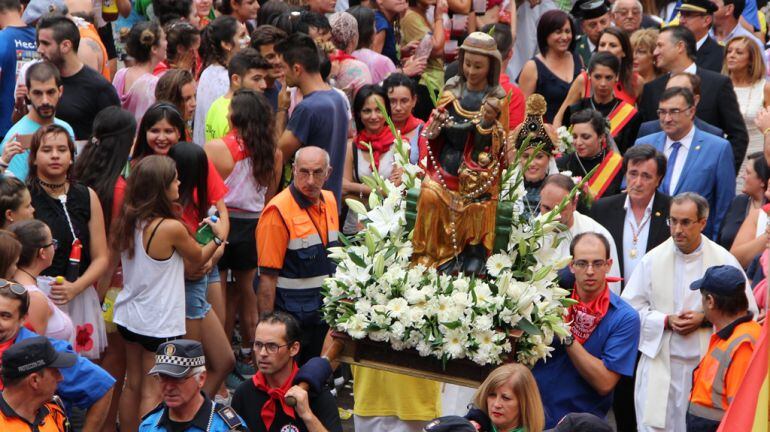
[251, 362, 299, 429]
[356, 127, 395, 169]
[329, 49, 356, 63]
[400, 115, 423, 135]
[567, 285, 611, 344]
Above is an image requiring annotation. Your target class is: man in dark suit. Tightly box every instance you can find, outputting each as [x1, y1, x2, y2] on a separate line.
[590, 144, 671, 432]
[678, 0, 724, 72]
[637, 25, 748, 172]
[636, 72, 724, 139]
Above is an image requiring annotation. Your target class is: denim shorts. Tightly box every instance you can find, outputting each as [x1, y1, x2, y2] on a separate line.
[184, 266, 219, 319]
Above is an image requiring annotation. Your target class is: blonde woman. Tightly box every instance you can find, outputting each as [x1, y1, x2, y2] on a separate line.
[469, 363, 545, 432]
[723, 35, 770, 191]
[630, 28, 661, 85]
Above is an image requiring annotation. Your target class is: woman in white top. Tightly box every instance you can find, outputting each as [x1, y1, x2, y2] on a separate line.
[111, 155, 225, 430]
[8, 220, 74, 343]
[205, 89, 282, 369]
[724, 35, 770, 192]
[343, 84, 403, 234]
[193, 15, 250, 146]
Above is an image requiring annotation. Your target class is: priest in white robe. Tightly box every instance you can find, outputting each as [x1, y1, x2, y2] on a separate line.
[540, 174, 622, 293]
[621, 192, 758, 432]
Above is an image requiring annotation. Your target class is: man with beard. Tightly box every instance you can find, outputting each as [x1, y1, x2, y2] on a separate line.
[0, 61, 74, 180]
[35, 14, 118, 140]
[0, 0, 37, 140]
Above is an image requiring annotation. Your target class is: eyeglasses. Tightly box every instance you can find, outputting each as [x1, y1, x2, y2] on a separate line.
[41, 239, 58, 250]
[572, 259, 608, 270]
[254, 341, 289, 354]
[656, 106, 693, 118]
[0, 279, 27, 296]
[667, 217, 702, 228]
[295, 169, 328, 180]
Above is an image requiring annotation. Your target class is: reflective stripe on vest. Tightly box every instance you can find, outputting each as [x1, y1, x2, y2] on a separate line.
[264, 187, 339, 291]
[688, 325, 759, 421]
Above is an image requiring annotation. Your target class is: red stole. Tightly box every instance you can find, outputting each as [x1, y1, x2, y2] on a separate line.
[567, 285, 611, 344]
[356, 127, 395, 169]
[251, 362, 299, 429]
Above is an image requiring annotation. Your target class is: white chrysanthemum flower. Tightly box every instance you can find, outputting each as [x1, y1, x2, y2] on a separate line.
[443, 328, 468, 358]
[343, 314, 368, 339]
[386, 297, 409, 319]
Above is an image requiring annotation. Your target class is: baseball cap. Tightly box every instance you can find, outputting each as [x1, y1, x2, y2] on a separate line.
[22, 0, 69, 25]
[1, 336, 77, 379]
[690, 265, 745, 295]
[149, 339, 206, 378]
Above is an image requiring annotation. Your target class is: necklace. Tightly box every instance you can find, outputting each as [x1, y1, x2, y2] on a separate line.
[575, 148, 605, 177]
[38, 178, 66, 190]
[17, 267, 37, 282]
[628, 210, 652, 258]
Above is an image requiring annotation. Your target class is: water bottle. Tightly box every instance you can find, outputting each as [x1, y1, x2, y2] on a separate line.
[195, 215, 219, 244]
[64, 239, 82, 282]
[415, 32, 433, 59]
[102, 269, 122, 329]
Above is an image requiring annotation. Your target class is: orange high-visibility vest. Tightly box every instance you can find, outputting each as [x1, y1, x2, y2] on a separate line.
[688, 319, 761, 422]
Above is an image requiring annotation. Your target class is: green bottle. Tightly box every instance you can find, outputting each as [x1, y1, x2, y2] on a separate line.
[195, 215, 218, 244]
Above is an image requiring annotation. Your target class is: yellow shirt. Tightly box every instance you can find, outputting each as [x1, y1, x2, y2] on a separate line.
[205, 96, 231, 143]
[352, 367, 441, 421]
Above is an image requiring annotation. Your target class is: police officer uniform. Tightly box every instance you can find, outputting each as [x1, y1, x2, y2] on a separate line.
[0, 336, 77, 432]
[571, 0, 611, 67]
[139, 340, 247, 432]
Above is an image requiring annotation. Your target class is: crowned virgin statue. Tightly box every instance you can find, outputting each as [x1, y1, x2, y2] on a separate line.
[411, 32, 509, 274]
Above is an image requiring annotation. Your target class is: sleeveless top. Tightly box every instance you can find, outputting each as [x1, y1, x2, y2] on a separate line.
[114, 222, 186, 338]
[24, 284, 74, 343]
[532, 52, 582, 122]
[343, 142, 396, 234]
[32, 182, 92, 278]
[222, 130, 267, 216]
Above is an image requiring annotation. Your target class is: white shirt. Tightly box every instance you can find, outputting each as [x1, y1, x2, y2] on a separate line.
[664, 125, 695, 194]
[683, 62, 697, 75]
[622, 194, 655, 281]
[696, 34, 709, 50]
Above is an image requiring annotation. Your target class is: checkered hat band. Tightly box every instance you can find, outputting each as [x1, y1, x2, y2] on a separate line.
[155, 355, 205, 368]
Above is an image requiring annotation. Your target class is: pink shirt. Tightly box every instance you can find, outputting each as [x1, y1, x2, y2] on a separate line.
[112, 68, 159, 124]
[352, 48, 397, 84]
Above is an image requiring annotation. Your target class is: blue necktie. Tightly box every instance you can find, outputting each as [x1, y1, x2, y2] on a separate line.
[663, 141, 682, 194]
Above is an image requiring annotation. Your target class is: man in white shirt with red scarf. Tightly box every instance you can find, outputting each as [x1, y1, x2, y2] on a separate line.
[532, 232, 641, 428]
[622, 192, 758, 432]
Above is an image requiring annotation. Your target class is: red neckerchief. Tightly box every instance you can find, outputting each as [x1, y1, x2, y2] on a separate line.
[329, 49, 356, 63]
[356, 127, 395, 169]
[399, 115, 423, 136]
[251, 362, 299, 429]
[567, 284, 611, 344]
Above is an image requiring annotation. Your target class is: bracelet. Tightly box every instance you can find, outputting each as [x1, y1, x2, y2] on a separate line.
[0, 159, 8, 169]
[213, 236, 223, 246]
[764, 127, 770, 136]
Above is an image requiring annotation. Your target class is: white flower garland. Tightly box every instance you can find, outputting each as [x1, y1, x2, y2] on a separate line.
[322, 124, 578, 367]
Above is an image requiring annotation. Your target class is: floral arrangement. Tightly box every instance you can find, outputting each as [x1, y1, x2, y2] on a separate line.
[322, 119, 583, 367]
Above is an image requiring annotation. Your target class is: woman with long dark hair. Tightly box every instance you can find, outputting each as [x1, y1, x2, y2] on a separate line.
[112, 155, 225, 430]
[167, 142, 234, 399]
[194, 15, 250, 146]
[218, 0, 260, 34]
[155, 69, 197, 138]
[205, 89, 281, 380]
[26, 124, 109, 359]
[73, 105, 136, 432]
[132, 102, 189, 162]
[154, 19, 201, 77]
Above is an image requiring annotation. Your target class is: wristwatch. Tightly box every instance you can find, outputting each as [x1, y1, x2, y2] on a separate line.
[213, 236, 223, 246]
[563, 335, 574, 348]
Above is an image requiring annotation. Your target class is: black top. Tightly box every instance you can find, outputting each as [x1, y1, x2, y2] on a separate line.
[696, 36, 725, 74]
[564, 97, 642, 155]
[231, 379, 342, 432]
[718, 194, 753, 250]
[527, 52, 582, 123]
[31, 182, 92, 278]
[56, 65, 120, 140]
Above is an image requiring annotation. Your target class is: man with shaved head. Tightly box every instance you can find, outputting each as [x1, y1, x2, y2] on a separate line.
[256, 146, 339, 365]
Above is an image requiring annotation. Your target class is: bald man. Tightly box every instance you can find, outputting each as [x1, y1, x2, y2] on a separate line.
[256, 146, 339, 365]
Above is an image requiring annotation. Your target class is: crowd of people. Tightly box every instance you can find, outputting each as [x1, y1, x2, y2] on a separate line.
[0, 0, 768, 430]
